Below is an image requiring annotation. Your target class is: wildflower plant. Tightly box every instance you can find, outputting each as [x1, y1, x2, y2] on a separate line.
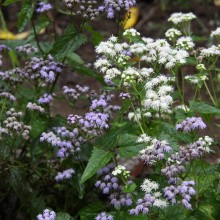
[0, 1, 220, 219]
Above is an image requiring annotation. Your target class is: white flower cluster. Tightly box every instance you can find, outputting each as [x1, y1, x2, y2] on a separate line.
[141, 178, 168, 208]
[0, 127, 9, 140]
[176, 36, 195, 50]
[165, 28, 182, 41]
[198, 136, 214, 153]
[141, 39, 189, 69]
[136, 133, 152, 143]
[128, 108, 152, 122]
[26, 102, 45, 113]
[143, 75, 173, 112]
[3, 108, 31, 140]
[168, 12, 196, 25]
[185, 74, 208, 85]
[37, 209, 56, 220]
[196, 63, 206, 71]
[112, 165, 130, 178]
[200, 45, 220, 58]
[210, 27, 220, 38]
[123, 28, 140, 39]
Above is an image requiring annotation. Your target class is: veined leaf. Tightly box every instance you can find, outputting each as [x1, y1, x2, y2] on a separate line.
[190, 101, 220, 115]
[17, 0, 35, 32]
[80, 148, 113, 184]
[50, 24, 87, 60]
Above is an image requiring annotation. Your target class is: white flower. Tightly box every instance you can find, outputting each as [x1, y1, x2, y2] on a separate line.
[200, 45, 220, 58]
[176, 36, 195, 50]
[168, 12, 196, 25]
[141, 178, 159, 193]
[137, 134, 152, 143]
[123, 28, 140, 37]
[153, 199, 168, 208]
[165, 28, 182, 40]
[210, 27, 220, 38]
[112, 165, 130, 177]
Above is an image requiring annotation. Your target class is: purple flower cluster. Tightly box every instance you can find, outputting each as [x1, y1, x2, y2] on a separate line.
[0, 44, 10, 52]
[16, 44, 38, 54]
[162, 139, 206, 183]
[55, 168, 75, 181]
[119, 92, 131, 99]
[40, 127, 84, 158]
[176, 117, 206, 132]
[0, 92, 16, 101]
[95, 164, 133, 208]
[164, 181, 196, 209]
[38, 93, 53, 104]
[140, 140, 172, 165]
[68, 112, 109, 136]
[63, 85, 89, 100]
[21, 55, 62, 84]
[99, 0, 136, 18]
[36, 2, 52, 13]
[37, 209, 56, 220]
[129, 194, 155, 215]
[63, 0, 99, 20]
[95, 212, 114, 220]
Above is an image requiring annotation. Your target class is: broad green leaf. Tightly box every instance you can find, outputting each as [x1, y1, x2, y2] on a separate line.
[30, 119, 48, 139]
[50, 24, 87, 60]
[115, 212, 149, 220]
[190, 101, 220, 115]
[17, 0, 35, 32]
[79, 202, 105, 220]
[198, 204, 215, 220]
[56, 212, 71, 220]
[123, 182, 137, 193]
[2, 0, 19, 6]
[118, 134, 138, 147]
[118, 143, 146, 158]
[85, 24, 103, 45]
[163, 205, 188, 220]
[80, 148, 113, 184]
[0, 144, 10, 159]
[159, 132, 179, 151]
[65, 52, 84, 64]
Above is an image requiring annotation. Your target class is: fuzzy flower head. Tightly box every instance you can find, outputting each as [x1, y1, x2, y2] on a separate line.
[176, 117, 206, 132]
[176, 36, 195, 50]
[37, 209, 56, 220]
[165, 28, 182, 41]
[99, 0, 136, 19]
[185, 73, 208, 87]
[141, 178, 159, 193]
[95, 212, 114, 220]
[55, 168, 75, 181]
[168, 12, 196, 25]
[112, 165, 130, 178]
[36, 2, 52, 13]
[210, 27, 220, 39]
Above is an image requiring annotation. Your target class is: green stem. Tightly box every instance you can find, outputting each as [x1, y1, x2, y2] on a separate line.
[203, 81, 217, 106]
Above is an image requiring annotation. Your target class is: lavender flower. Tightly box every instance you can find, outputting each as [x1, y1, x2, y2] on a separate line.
[95, 212, 113, 220]
[16, 44, 38, 54]
[140, 140, 172, 165]
[176, 117, 206, 132]
[55, 168, 75, 181]
[36, 2, 52, 13]
[119, 93, 131, 99]
[38, 93, 53, 104]
[99, 0, 136, 19]
[37, 209, 56, 220]
[63, 85, 89, 100]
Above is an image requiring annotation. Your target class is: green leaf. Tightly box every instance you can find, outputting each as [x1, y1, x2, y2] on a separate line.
[17, 0, 35, 32]
[190, 101, 220, 115]
[123, 182, 137, 193]
[163, 205, 188, 220]
[79, 202, 105, 220]
[118, 143, 146, 158]
[198, 204, 215, 220]
[80, 148, 113, 184]
[118, 134, 138, 147]
[30, 119, 48, 139]
[56, 212, 71, 220]
[50, 24, 87, 60]
[2, 0, 19, 6]
[85, 24, 103, 45]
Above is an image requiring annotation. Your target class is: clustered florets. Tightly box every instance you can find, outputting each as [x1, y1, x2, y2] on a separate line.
[55, 168, 75, 181]
[37, 209, 56, 220]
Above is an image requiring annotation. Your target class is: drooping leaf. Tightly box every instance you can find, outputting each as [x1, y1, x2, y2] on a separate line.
[17, 0, 35, 32]
[80, 148, 113, 184]
[56, 212, 71, 220]
[190, 101, 220, 115]
[198, 204, 215, 220]
[50, 24, 87, 60]
[2, 0, 19, 6]
[123, 182, 137, 193]
[85, 24, 103, 45]
[79, 202, 105, 220]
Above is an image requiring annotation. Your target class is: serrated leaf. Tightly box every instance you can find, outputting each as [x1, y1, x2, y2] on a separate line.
[2, 0, 19, 6]
[163, 205, 188, 220]
[123, 182, 137, 193]
[118, 134, 138, 147]
[30, 119, 48, 139]
[190, 101, 220, 115]
[80, 148, 113, 184]
[85, 24, 103, 45]
[199, 204, 215, 220]
[17, 0, 35, 32]
[56, 212, 71, 220]
[50, 24, 87, 60]
[118, 143, 146, 158]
